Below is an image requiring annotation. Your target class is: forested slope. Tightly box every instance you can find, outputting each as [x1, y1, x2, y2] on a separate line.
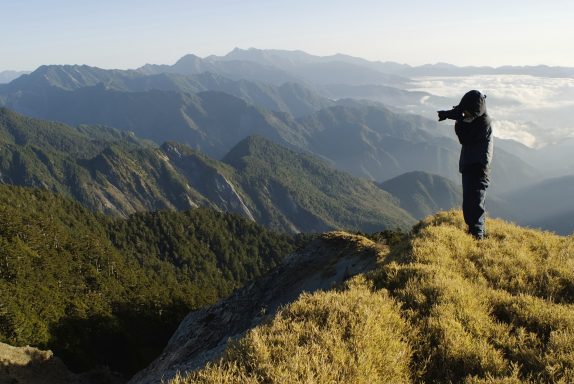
[0, 185, 297, 378]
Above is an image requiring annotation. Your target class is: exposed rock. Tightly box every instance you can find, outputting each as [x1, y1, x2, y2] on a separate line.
[128, 232, 383, 384]
[162, 143, 255, 220]
[0, 342, 122, 384]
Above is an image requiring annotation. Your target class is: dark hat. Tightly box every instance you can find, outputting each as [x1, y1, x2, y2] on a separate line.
[458, 90, 487, 118]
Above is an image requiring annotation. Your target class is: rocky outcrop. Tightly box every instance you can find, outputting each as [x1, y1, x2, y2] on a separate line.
[0, 342, 122, 384]
[162, 142, 255, 220]
[128, 232, 383, 384]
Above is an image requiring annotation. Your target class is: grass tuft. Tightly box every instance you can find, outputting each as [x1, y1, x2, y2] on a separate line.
[175, 277, 412, 383]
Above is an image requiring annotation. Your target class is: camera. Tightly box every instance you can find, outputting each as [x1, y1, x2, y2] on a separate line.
[437, 106, 462, 122]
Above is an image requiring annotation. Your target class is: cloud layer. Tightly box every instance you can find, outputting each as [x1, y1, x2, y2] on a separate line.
[409, 75, 574, 147]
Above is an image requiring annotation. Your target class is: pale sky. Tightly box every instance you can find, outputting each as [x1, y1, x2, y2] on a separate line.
[2, 0, 574, 71]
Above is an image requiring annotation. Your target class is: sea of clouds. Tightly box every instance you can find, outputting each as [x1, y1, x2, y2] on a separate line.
[409, 75, 574, 148]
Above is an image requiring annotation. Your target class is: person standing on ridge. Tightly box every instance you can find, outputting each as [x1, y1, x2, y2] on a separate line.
[438, 90, 493, 239]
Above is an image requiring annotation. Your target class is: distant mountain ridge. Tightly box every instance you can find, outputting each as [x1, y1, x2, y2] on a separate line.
[0, 70, 29, 84]
[0, 73, 539, 193]
[138, 53, 300, 85]
[501, 174, 574, 235]
[3, 64, 142, 91]
[141, 50, 407, 86]
[0, 50, 551, 196]
[379, 171, 462, 219]
[1, 65, 332, 118]
[0, 108, 415, 233]
[209, 47, 574, 79]
[221, 135, 415, 232]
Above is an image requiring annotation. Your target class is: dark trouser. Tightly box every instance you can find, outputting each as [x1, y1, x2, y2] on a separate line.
[462, 171, 490, 239]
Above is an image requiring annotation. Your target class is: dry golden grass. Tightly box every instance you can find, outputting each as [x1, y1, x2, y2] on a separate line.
[372, 211, 574, 383]
[174, 276, 412, 384]
[170, 211, 574, 383]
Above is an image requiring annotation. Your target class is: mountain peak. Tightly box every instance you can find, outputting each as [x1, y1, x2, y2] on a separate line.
[0, 70, 30, 84]
[174, 53, 203, 63]
[170, 54, 211, 75]
[222, 134, 275, 164]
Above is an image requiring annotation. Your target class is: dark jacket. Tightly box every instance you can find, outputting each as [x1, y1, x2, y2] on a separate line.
[454, 90, 493, 173]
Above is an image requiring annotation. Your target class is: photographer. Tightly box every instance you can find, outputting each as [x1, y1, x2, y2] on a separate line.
[438, 90, 493, 239]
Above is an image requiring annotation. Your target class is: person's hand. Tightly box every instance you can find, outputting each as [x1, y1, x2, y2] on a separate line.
[437, 108, 463, 121]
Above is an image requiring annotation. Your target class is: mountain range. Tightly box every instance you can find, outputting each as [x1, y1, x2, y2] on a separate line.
[500, 174, 574, 235]
[0, 48, 571, 234]
[0, 70, 29, 84]
[1, 64, 332, 118]
[0, 64, 540, 194]
[140, 50, 408, 87]
[0, 107, 415, 233]
[201, 47, 574, 80]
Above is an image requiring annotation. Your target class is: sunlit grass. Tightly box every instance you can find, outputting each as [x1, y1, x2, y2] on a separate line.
[170, 211, 574, 383]
[174, 276, 412, 384]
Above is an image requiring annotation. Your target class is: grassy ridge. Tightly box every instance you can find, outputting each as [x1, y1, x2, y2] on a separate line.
[179, 278, 411, 384]
[174, 212, 574, 383]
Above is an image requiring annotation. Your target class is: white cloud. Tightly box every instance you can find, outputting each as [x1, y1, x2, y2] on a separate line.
[409, 75, 574, 147]
[492, 120, 538, 147]
[420, 95, 431, 105]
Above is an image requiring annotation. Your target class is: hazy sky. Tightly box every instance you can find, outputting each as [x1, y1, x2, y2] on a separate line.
[2, 0, 574, 71]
